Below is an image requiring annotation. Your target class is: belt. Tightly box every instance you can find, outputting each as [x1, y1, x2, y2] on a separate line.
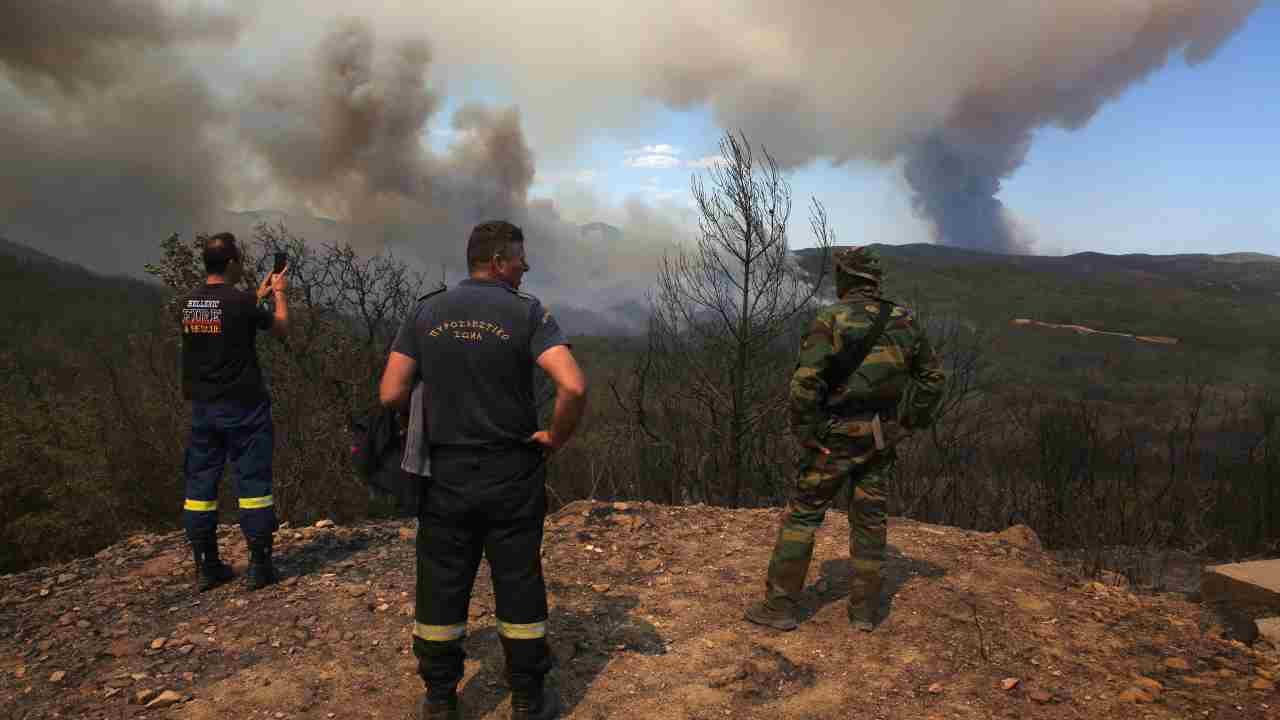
[429, 441, 541, 457]
[832, 408, 898, 422]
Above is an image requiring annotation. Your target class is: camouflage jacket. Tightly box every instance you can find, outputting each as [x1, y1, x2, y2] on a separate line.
[789, 291, 946, 445]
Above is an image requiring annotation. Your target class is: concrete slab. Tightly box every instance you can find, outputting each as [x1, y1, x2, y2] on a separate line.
[1256, 617, 1280, 646]
[1202, 560, 1280, 617]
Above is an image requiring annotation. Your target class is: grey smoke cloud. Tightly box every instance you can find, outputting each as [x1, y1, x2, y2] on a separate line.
[0, 0, 239, 92]
[236, 18, 590, 295]
[902, 132, 1032, 254]
[0, 0, 1263, 285]
[0, 0, 240, 272]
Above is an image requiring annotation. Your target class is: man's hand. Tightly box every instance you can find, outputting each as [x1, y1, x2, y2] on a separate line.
[533, 345, 587, 454]
[269, 264, 289, 295]
[261, 264, 290, 337]
[528, 430, 559, 453]
[256, 273, 275, 301]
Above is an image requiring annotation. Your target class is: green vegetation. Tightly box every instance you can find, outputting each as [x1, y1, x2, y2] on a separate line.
[802, 244, 1280, 351]
[1, 233, 1277, 577]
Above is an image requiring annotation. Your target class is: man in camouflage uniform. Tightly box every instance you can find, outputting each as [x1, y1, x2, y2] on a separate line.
[745, 246, 946, 632]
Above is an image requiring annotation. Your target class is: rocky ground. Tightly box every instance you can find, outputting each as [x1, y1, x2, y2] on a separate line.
[2, 501, 1278, 719]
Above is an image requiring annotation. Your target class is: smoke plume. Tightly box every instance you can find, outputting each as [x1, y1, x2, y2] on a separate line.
[902, 132, 1032, 253]
[888, 1, 1262, 251]
[0, 0, 1263, 292]
[241, 19, 533, 236]
[631, 0, 1262, 252]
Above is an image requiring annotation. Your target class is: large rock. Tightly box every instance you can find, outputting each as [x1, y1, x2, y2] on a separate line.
[145, 690, 183, 709]
[994, 525, 1042, 552]
[1255, 617, 1280, 646]
[1202, 560, 1280, 617]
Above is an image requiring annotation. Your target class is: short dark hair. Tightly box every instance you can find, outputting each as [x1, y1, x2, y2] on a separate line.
[203, 232, 240, 275]
[467, 221, 524, 271]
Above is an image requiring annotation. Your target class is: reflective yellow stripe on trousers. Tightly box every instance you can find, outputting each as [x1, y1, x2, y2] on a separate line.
[238, 495, 273, 509]
[496, 619, 546, 640]
[184, 499, 217, 511]
[414, 622, 466, 642]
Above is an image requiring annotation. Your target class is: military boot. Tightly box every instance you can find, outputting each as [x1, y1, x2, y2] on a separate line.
[511, 683, 560, 720]
[245, 535, 278, 590]
[416, 691, 460, 720]
[847, 576, 882, 632]
[191, 536, 235, 592]
[744, 598, 799, 631]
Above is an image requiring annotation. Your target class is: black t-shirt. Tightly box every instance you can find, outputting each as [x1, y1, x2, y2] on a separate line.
[180, 283, 274, 405]
[391, 278, 569, 448]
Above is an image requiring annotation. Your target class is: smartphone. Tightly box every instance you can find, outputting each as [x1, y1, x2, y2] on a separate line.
[272, 252, 287, 274]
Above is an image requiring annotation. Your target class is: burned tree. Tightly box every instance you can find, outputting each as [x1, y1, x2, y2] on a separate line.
[616, 130, 832, 506]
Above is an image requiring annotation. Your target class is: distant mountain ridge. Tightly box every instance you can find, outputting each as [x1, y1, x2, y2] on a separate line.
[794, 242, 1278, 265]
[794, 243, 1280, 296]
[228, 208, 340, 228]
[0, 236, 82, 270]
[0, 236, 166, 294]
[579, 221, 624, 243]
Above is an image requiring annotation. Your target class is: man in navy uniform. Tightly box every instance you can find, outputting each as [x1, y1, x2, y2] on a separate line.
[381, 220, 587, 720]
[180, 232, 289, 592]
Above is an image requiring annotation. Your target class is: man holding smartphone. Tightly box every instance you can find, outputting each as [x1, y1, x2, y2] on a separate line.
[180, 232, 289, 592]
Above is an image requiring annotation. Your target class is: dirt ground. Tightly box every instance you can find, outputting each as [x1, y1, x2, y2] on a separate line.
[2, 501, 1278, 719]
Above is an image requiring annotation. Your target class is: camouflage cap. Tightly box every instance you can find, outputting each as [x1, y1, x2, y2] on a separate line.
[832, 245, 884, 284]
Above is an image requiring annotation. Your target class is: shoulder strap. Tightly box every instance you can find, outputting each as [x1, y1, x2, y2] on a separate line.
[416, 285, 447, 303]
[819, 300, 894, 390]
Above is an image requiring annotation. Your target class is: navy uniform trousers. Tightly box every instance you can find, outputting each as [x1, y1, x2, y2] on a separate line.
[182, 398, 278, 545]
[413, 444, 553, 697]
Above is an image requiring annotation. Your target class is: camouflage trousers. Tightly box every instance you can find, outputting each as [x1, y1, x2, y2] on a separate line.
[765, 436, 892, 606]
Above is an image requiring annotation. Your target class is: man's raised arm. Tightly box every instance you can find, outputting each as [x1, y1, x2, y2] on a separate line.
[256, 267, 290, 338]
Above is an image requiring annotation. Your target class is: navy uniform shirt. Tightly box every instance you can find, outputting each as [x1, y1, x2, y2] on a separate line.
[180, 283, 273, 405]
[391, 278, 569, 448]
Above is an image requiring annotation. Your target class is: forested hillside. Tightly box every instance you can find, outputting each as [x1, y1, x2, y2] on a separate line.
[2, 232, 1278, 579]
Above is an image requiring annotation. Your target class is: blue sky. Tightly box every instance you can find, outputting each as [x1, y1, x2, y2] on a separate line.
[442, 3, 1280, 257]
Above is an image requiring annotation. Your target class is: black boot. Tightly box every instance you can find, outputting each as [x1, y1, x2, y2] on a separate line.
[191, 536, 234, 592]
[511, 682, 560, 720]
[245, 535, 278, 590]
[416, 690, 460, 720]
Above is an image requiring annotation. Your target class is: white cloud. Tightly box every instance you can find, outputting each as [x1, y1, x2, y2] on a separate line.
[626, 144, 681, 156]
[624, 143, 684, 169]
[685, 155, 727, 169]
[626, 153, 681, 169]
